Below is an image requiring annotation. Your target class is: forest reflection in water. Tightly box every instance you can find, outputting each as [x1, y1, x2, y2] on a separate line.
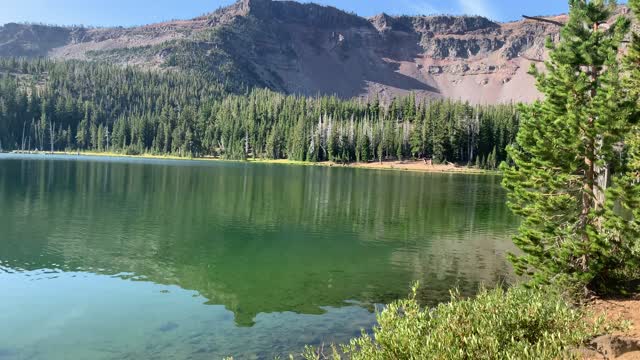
[0, 155, 517, 359]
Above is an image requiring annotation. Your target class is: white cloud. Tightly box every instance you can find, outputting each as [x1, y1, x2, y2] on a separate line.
[457, 0, 496, 19]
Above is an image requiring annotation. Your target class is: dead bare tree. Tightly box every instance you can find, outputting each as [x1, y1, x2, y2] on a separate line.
[105, 124, 110, 152]
[21, 120, 26, 151]
[49, 120, 55, 154]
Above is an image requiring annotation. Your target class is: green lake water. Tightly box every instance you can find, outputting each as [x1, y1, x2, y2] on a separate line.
[0, 154, 517, 359]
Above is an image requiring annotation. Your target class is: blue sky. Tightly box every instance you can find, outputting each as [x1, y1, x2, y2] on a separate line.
[0, 0, 614, 27]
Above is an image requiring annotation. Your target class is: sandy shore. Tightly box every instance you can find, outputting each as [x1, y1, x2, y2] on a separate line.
[346, 160, 489, 174]
[7, 151, 494, 175]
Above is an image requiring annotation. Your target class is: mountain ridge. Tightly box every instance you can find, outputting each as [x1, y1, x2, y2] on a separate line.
[0, 0, 631, 103]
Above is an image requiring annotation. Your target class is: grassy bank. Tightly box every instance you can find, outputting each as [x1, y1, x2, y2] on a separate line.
[298, 285, 626, 360]
[16, 151, 496, 175]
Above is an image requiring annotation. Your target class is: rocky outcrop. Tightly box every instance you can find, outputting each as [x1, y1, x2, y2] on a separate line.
[588, 335, 640, 359]
[413, 15, 500, 35]
[243, 0, 370, 29]
[0, 23, 72, 57]
[0, 0, 632, 103]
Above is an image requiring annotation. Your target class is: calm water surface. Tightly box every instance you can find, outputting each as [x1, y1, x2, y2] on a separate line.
[0, 154, 517, 359]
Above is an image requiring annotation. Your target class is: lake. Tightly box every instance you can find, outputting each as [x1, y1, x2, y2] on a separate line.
[0, 154, 517, 359]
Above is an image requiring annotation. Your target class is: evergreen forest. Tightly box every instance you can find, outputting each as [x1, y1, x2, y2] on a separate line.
[0, 58, 517, 169]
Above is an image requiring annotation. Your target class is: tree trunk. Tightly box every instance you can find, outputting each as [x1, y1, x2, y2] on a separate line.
[245, 131, 249, 157]
[21, 121, 26, 151]
[579, 23, 602, 271]
[50, 121, 55, 154]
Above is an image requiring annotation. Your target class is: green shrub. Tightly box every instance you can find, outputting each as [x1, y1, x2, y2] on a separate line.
[125, 146, 141, 156]
[303, 285, 602, 360]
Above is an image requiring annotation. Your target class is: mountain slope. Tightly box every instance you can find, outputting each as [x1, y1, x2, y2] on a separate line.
[0, 0, 631, 103]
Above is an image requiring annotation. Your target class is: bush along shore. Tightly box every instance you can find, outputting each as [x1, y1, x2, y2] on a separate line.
[301, 285, 617, 360]
[295, 1, 640, 359]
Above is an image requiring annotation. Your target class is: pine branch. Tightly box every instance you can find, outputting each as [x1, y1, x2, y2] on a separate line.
[519, 55, 544, 63]
[522, 15, 564, 27]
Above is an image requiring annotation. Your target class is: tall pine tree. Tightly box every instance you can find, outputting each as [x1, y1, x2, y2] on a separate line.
[502, 0, 638, 291]
[608, 0, 640, 285]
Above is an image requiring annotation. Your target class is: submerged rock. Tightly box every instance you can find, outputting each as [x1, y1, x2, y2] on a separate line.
[157, 321, 179, 332]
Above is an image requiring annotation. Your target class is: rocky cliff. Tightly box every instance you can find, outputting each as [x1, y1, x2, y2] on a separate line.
[0, 0, 631, 103]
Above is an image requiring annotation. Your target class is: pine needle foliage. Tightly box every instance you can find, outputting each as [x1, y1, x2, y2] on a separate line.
[610, 0, 640, 285]
[502, 0, 640, 292]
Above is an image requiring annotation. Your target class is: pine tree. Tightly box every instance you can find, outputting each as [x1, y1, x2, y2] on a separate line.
[97, 124, 104, 151]
[606, 0, 640, 283]
[39, 102, 47, 150]
[356, 125, 370, 163]
[502, 0, 638, 291]
[487, 146, 497, 170]
[76, 104, 90, 149]
[289, 116, 306, 161]
[90, 120, 98, 150]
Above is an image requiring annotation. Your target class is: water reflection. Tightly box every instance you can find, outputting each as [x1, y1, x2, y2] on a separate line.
[0, 154, 517, 358]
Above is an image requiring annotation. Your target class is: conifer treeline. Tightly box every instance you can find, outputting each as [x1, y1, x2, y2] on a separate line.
[0, 58, 518, 167]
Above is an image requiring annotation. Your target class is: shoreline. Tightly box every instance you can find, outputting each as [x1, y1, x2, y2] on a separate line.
[4, 151, 497, 175]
